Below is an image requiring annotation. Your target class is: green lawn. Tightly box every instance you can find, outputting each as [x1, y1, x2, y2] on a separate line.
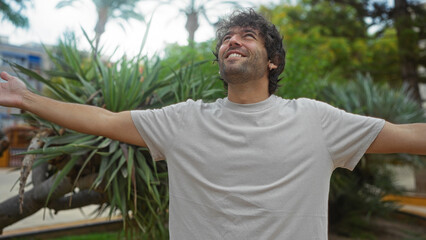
[50, 232, 121, 240]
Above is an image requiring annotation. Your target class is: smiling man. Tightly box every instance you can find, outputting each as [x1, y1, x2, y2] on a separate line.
[0, 8, 425, 240]
[215, 12, 284, 104]
[218, 27, 273, 84]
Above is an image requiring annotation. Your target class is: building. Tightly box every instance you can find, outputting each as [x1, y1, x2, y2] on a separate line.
[0, 36, 51, 129]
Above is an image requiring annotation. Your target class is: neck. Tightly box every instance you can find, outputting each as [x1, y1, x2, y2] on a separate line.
[227, 79, 270, 104]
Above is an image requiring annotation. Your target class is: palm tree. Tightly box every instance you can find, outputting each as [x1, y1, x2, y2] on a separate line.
[168, 0, 244, 47]
[0, 0, 30, 28]
[56, 0, 145, 53]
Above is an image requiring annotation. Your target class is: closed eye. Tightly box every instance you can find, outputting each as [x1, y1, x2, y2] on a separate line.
[244, 33, 256, 39]
[222, 32, 233, 42]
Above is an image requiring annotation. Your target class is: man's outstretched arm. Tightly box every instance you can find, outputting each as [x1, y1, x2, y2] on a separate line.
[0, 72, 146, 147]
[367, 121, 426, 155]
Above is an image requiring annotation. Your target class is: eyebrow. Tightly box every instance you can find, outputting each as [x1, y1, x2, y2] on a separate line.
[223, 28, 258, 39]
[243, 29, 258, 36]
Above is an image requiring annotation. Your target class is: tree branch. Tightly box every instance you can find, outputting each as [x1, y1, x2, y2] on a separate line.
[31, 162, 49, 186]
[0, 173, 102, 231]
[47, 190, 107, 213]
[0, 174, 72, 231]
[19, 130, 50, 213]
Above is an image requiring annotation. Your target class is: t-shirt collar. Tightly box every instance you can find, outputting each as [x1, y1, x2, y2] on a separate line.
[222, 94, 278, 112]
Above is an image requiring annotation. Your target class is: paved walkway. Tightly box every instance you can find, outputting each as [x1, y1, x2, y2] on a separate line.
[0, 168, 108, 233]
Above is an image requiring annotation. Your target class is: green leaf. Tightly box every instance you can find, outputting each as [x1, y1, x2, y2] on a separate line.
[73, 149, 98, 188]
[105, 155, 127, 189]
[126, 146, 135, 200]
[45, 155, 79, 205]
[43, 133, 95, 149]
[93, 150, 122, 189]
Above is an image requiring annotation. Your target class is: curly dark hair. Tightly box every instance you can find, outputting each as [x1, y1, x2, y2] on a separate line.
[213, 8, 286, 95]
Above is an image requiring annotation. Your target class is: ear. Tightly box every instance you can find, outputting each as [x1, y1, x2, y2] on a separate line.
[268, 60, 277, 70]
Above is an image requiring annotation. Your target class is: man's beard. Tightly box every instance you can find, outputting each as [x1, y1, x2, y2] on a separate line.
[219, 56, 264, 84]
[220, 61, 250, 84]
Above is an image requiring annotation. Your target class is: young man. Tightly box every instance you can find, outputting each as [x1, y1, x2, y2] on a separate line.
[0, 9, 425, 239]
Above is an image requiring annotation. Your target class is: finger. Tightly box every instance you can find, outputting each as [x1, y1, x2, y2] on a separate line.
[0, 71, 11, 81]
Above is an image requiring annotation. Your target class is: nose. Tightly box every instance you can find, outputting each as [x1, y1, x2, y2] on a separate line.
[228, 35, 242, 47]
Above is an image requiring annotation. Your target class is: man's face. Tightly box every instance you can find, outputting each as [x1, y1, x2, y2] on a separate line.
[218, 27, 270, 84]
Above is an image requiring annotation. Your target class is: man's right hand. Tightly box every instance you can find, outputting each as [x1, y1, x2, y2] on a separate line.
[0, 72, 29, 109]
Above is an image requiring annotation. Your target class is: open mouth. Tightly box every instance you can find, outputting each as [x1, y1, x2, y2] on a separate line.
[228, 53, 242, 58]
[225, 51, 246, 59]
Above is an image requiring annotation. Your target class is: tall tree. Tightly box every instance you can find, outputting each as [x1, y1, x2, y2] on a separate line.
[393, 0, 423, 103]
[325, 0, 426, 103]
[56, 0, 145, 53]
[261, 1, 401, 98]
[169, 0, 242, 47]
[0, 0, 30, 28]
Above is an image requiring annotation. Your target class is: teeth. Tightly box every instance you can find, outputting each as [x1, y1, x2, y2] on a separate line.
[228, 53, 242, 58]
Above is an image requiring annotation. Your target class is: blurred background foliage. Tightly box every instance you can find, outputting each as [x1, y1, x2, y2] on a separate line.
[261, 1, 401, 100]
[2, 0, 426, 238]
[319, 74, 425, 237]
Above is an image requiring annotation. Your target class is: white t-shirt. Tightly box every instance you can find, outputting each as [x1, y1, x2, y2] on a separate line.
[131, 95, 385, 239]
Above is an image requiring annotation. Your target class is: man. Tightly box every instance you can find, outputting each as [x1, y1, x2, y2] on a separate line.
[0, 9, 425, 239]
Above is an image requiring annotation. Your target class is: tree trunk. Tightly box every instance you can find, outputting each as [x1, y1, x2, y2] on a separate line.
[94, 6, 109, 54]
[0, 173, 103, 232]
[32, 162, 49, 186]
[185, 11, 199, 48]
[48, 190, 107, 213]
[394, 0, 422, 103]
[0, 175, 73, 231]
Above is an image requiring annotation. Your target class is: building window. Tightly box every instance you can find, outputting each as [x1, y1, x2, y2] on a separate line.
[1, 52, 27, 67]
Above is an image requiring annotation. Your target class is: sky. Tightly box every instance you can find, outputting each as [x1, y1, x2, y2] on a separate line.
[0, 0, 284, 58]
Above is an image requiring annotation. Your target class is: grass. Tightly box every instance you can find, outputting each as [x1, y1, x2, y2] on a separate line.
[50, 232, 120, 240]
[12, 230, 145, 240]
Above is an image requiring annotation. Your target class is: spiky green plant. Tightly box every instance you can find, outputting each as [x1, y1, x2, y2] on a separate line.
[5, 32, 222, 238]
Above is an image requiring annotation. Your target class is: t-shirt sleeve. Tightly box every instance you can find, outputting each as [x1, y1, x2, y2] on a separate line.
[130, 101, 190, 161]
[314, 100, 385, 170]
